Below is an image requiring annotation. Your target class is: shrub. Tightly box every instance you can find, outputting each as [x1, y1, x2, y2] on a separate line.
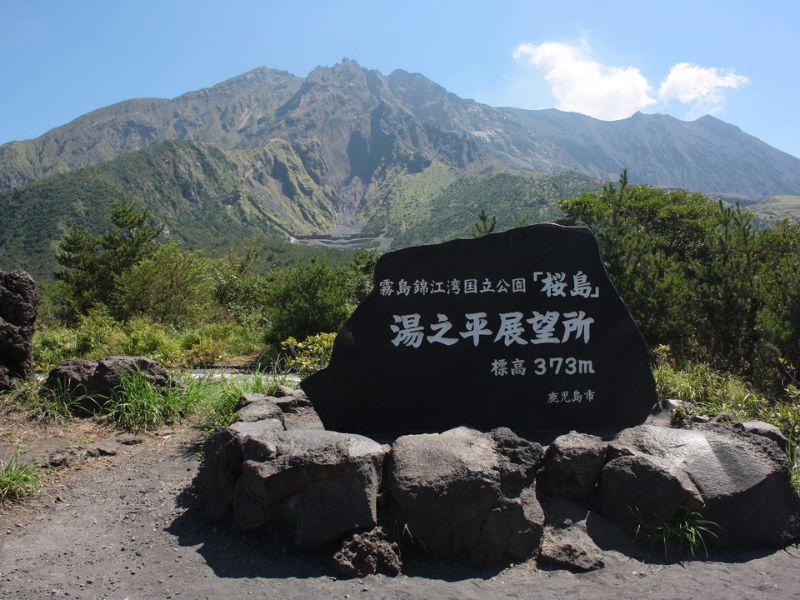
[115, 242, 215, 326]
[34, 314, 263, 371]
[282, 332, 336, 374]
[653, 361, 771, 420]
[121, 317, 180, 362]
[263, 261, 354, 346]
[178, 321, 263, 367]
[653, 360, 800, 439]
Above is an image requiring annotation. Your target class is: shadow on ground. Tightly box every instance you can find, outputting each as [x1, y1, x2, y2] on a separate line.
[166, 468, 510, 582]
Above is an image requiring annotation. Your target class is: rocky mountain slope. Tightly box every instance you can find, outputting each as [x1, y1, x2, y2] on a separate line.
[2, 59, 800, 278]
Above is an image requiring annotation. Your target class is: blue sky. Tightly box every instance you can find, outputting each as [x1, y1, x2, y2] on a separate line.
[2, 0, 799, 157]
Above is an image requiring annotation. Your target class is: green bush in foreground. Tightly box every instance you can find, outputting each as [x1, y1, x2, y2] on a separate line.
[0, 453, 40, 504]
[33, 312, 263, 371]
[281, 332, 336, 375]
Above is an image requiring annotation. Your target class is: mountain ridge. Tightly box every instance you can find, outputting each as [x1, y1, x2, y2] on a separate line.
[3, 59, 800, 199]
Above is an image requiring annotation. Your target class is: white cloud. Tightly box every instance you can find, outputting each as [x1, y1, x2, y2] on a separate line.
[513, 41, 656, 120]
[511, 41, 750, 121]
[658, 62, 749, 117]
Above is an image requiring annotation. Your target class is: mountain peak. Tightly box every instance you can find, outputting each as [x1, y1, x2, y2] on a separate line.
[0, 62, 798, 199]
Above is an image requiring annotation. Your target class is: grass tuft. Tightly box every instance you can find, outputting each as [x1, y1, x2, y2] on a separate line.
[189, 369, 290, 434]
[2, 377, 93, 423]
[105, 372, 196, 431]
[632, 506, 720, 557]
[0, 453, 40, 504]
[787, 437, 800, 495]
[102, 368, 292, 433]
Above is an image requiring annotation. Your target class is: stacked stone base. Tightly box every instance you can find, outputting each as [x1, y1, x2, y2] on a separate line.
[199, 393, 800, 577]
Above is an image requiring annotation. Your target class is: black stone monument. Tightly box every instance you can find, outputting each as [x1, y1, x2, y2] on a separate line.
[302, 224, 656, 435]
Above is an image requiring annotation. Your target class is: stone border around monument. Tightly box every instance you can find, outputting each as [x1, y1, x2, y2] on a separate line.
[198, 393, 800, 576]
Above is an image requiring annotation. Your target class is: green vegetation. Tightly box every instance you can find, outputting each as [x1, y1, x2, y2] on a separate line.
[104, 372, 194, 431]
[654, 356, 799, 440]
[787, 438, 800, 493]
[55, 197, 163, 319]
[259, 249, 377, 350]
[100, 370, 292, 433]
[558, 171, 800, 398]
[0, 453, 40, 504]
[29, 197, 381, 371]
[282, 332, 336, 375]
[100, 370, 287, 433]
[632, 506, 720, 557]
[33, 310, 262, 370]
[558, 176, 800, 492]
[470, 209, 497, 237]
[1, 367, 289, 436]
[365, 171, 601, 247]
[0, 139, 341, 280]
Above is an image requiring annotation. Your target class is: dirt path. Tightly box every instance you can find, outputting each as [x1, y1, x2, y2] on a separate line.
[1, 428, 799, 599]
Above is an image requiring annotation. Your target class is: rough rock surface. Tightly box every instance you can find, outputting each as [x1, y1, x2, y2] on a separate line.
[540, 499, 607, 572]
[600, 453, 704, 528]
[278, 384, 311, 407]
[233, 394, 285, 424]
[603, 424, 800, 549]
[387, 426, 544, 565]
[539, 431, 607, 501]
[200, 422, 386, 547]
[331, 527, 402, 577]
[738, 420, 787, 451]
[0, 270, 39, 390]
[44, 356, 171, 413]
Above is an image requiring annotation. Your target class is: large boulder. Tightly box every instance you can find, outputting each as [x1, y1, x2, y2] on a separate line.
[738, 420, 787, 451]
[601, 424, 800, 549]
[0, 271, 39, 390]
[539, 431, 608, 501]
[303, 224, 657, 436]
[387, 426, 545, 565]
[600, 453, 704, 528]
[200, 424, 386, 547]
[44, 356, 171, 413]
